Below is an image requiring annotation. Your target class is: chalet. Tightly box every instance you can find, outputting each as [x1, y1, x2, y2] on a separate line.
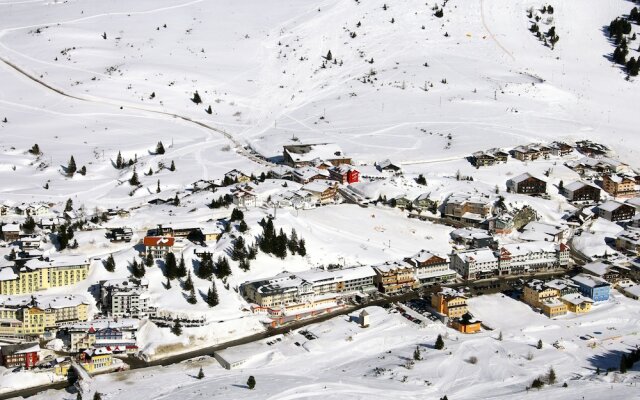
[0, 204, 9, 216]
[413, 193, 436, 211]
[375, 159, 402, 174]
[431, 288, 468, 318]
[328, 165, 359, 184]
[561, 181, 601, 202]
[292, 167, 330, 184]
[597, 200, 636, 222]
[506, 173, 546, 195]
[224, 169, 250, 184]
[404, 250, 456, 285]
[19, 235, 41, 252]
[1, 224, 20, 242]
[302, 181, 338, 204]
[512, 145, 542, 161]
[548, 141, 574, 157]
[391, 195, 412, 209]
[283, 143, 351, 168]
[615, 228, 640, 255]
[372, 261, 416, 293]
[471, 151, 496, 167]
[0, 342, 40, 369]
[619, 285, 640, 300]
[603, 174, 636, 198]
[232, 187, 258, 209]
[442, 194, 493, 224]
[581, 260, 628, 284]
[575, 140, 610, 157]
[143, 236, 175, 259]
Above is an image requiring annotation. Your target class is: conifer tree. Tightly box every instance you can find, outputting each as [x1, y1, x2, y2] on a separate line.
[184, 271, 194, 291]
[65, 198, 73, 212]
[206, 280, 219, 307]
[239, 258, 250, 271]
[214, 256, 231, 279]
[156, 141, 165, 155]
[145, 251, 155, 267]
[67, 156, 77, 175]
[197, 367, 205, 379]
[79, 166, 87, 175]
[326, 50, 332, 60]
[537, 339, 543, 349]
[298, 238, 307, 257]
[288, 229, 299, 254]
[29, 144, 41, 155]
[165, 252, 178, 279]
[413, 346, 421, 361]
[170, 160, 176, 171]
[192, 91, 202, 104]
[116, 151, 123, 169]
[178, 255, 187, 278]
[105, 254, 116, 272]
[247, 376, 256, 390]
[156, 180, 161, 193]
[93, 393, 102, 400]
[238, 219, 248, 233]
[547, 367, 556, 384]
[129, 167, 140, 186]
[435, 334, 444, 350]
[187, 287, 197, 304]
[171, 319, 182, 335]
[205, 105, 212, 114]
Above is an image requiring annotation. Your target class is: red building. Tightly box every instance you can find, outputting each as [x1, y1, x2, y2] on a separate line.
[143, 236, 175, 259]
[329, 165, 359, 184]
[0, 342, 40, 369]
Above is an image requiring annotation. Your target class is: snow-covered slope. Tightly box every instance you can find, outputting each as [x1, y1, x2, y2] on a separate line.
[0, 0, 638, 210]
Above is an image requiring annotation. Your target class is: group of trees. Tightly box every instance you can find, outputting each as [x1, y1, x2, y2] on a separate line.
[115, 151, 136, 169]
[231, 236, 258, 271]
[529, 367, 556, 390]
[130, 257, 145, 278]
[196, 252, 232, 280]
[210, 194, 233, 209]
[620, 347, 640, 373]
[258, 218, 306, 259]
[57, 223, 77, 250]
[66, 156, 86, 177]
[164, 253, 188, 281]
[608, 16, 639, 76]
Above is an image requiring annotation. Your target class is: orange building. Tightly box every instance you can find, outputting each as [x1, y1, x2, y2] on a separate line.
[431, 289, 468, 318]
[451, 313, 481, 334]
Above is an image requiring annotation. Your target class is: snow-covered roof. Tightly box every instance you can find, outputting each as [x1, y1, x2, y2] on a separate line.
[581, 261, 613, 277]
[455, 248, 497, 264]
[284, 143, 347, 163]
[571, 273, 610, 288]
[2, 224, 20, 232]
[0, 267, 18, 281]
[561, 293, 593, 305]
[507, 172, 545, 184]
[372, 260, 413, 273]
[302, 181, 335, 193]
[599, 200, 626, 212]
[621, 285, 640, 297]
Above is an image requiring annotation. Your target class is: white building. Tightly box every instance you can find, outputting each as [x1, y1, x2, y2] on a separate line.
[100, 278, 151, 318]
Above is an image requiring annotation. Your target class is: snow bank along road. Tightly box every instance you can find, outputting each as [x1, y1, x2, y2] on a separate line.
[0, 56, 273, 168]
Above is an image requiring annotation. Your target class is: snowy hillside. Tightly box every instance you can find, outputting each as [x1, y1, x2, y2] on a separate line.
[0, 0, 639, 209]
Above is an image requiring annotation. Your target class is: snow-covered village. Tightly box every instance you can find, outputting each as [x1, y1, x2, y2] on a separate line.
[1, 0, 640, 399]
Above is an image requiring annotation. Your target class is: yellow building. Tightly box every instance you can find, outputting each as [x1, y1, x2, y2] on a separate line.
[540, 298, 567, 318]
[0, 256, 89, 295]
[53, 359, 72, 377]
[0, 295, 90, 338]
[523, 282, 559, 308]
[560, 293, 593, 314]
[79, 348, 113, 373]
[432, 289, 468, 318]
[373, 261, 417, 294]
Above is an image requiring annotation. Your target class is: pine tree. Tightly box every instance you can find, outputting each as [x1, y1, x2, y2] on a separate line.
[238, 220, 248, 233]
[192, 91, 202, 104]
[247, 375, 256, 390]
[65, 198, 73, 212]
[169, 161, 176, 171]
[156, 180, 161, 193]
[326, 50, 332, 60]
[145, 251, 155, 267]
[206, 280, 219, 307]
[547, 367, 556, 384]
[132, 258, 145, 278]
[298, 238, 307, 256]
[178, 255, 187, 278]
[620, 354, 628, 373]
[232, 236, 247, 261]
[174, 194, 180, 206]
[105, 254, 116, 272]
[184, 271, 194, 291]
[67, 156, 77, 175]
[29, 144, 41, 155]
[79, 166, 87, 175]
[413, 346, 421, 361]
[93, 392, 102, 400]
[197, 367, 205, 379]
[230, 208, 244, 221]
[288, 229, 299, 254]
[416, 174, 427, 185]
[8, 248, 16, 260]
[214, 256, 231, 279]
[77, 392, 82, 400]
[129, 167, 140, 186]
[116, 151, 123, 169]
[171, 319, 182, 336]
[558, 180, 564, 190]
[166, 276, 172, 289]
[537, 339, 543, 349]
[147, 167, 153, 176]
[22, 216, 36, 233]
[274, 229, 288, 259]
[205, 105, 212, 114]
[498, 331, 503, 341]
[197, 253, 214, 279]
[156, 141, 165, 155]
[187, 287, 197, 304]
[239, 258, 250, 271]
[165, 252, 178, 279]
[435, 334, 444, 350]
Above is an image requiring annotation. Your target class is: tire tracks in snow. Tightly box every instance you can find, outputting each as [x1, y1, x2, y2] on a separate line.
[0, 56, 273, 168]
[480, 0, 515, 62]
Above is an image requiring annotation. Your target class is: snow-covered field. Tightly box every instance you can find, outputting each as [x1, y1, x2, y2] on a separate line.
[19, 293, 640, 400]
[2, 0, 640, 397]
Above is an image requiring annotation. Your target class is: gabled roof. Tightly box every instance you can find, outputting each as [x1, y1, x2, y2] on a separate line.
[143, 236, 175, 247]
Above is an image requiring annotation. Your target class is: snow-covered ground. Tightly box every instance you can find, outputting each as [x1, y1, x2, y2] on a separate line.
[19, 292, 640, 400]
